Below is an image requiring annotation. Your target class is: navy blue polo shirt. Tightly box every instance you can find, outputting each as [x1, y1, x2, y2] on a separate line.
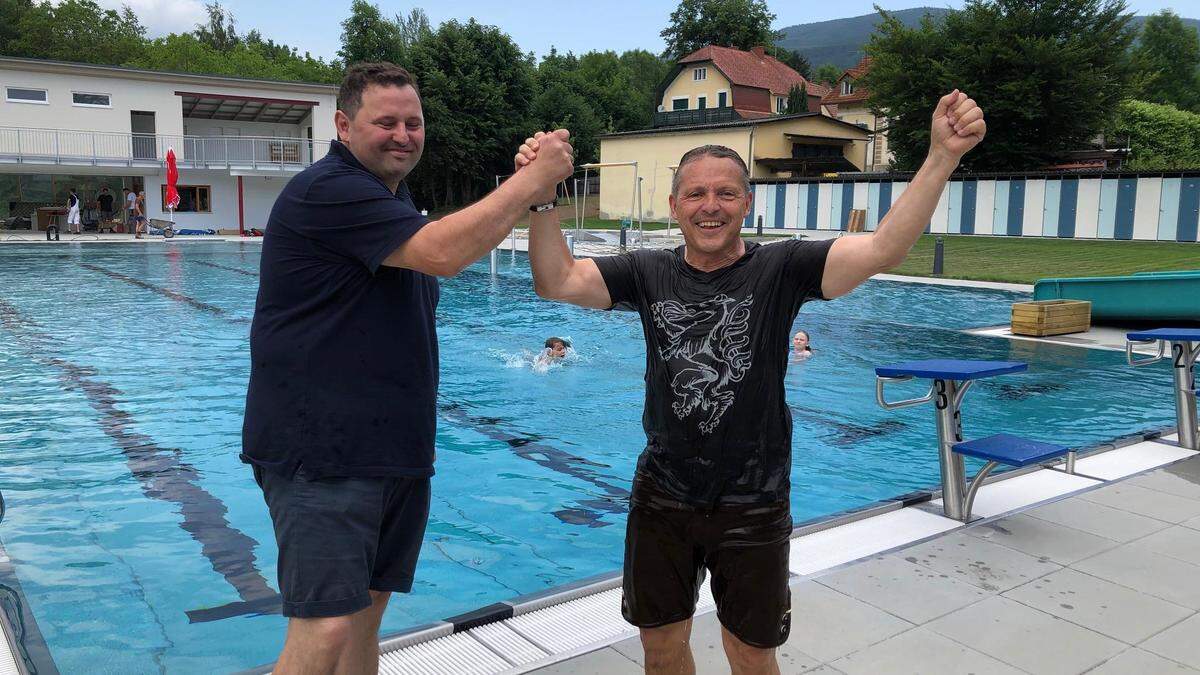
[241, 140, 440, 479]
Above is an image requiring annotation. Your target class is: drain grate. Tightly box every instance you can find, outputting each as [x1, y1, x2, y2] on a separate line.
[504, 588, 634, 654]
[469, 622, 547, 666]
[378, 632, 510, 675]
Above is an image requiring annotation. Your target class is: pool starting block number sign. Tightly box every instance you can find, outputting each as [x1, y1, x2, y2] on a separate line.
[1126, 329, 1200, 451]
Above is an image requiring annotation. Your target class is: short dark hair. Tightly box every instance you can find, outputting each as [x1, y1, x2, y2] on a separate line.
[672, 145, 751, 196]
[338, 62, 420, 120]
[544, 337, 570, 349]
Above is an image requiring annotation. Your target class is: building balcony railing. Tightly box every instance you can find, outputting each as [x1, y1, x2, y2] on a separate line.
[0, 126, 331, 171]
[652, 107, 741, 127]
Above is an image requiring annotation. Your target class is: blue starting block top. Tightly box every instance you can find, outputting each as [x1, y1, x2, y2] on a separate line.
[1127, 328, 1200, 342]
[874, 359, 1028, 381]
[953, 433, 1069, 467]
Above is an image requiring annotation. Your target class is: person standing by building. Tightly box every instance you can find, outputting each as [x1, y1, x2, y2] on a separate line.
[64, 188, 81, 234]
[97, 187, 115, 228]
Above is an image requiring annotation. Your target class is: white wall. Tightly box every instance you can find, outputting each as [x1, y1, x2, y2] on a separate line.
[0, 64, 337, 142]
[143, 170, 233, 228]
[242, 176, 286, 228]
[142, 170, 288, 230]
[1, 70, 185, 138]
[183, 118, 304, 138]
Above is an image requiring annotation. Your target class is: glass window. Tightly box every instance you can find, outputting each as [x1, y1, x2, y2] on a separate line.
[842, 80, 853, 95]
[717, 91, 727, 108]
[72, 92, 111, 107]
[0, 175, 18, 217]
[697, 96, 707, 110]
[163, 185, 212, 213]
[693, 67, 707, 81]
[19, 175, 53, 202]
[6, 87, 47, 104]
[672, 98, 688, 111]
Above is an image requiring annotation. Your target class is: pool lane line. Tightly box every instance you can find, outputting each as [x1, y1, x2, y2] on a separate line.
[438, 403, 631, 527]
[0, 299, 281, 623]
[789, 404, 908, 446]
[440, 400, 912, 526]
[191, 260, 259, 277]
[78, 263, 249, 324]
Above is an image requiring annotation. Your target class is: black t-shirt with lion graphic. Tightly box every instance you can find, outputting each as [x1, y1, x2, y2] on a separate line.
[595, 239, 834, 507]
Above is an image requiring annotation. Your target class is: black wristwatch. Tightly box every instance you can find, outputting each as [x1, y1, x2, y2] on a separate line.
[530, 198, 558, 213]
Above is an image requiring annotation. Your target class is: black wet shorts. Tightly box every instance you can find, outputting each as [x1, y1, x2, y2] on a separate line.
[254, 465, 431, 618]
[621, 471, 793, 648]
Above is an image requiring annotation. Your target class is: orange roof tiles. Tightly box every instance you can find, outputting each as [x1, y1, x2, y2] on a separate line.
[679, 44, 828, 98]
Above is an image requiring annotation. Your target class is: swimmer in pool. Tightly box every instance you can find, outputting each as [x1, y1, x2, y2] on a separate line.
[792, 330, 813, 360]
[535, 337, 570, 367]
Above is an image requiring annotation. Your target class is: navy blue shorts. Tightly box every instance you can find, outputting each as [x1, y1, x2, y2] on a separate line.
[254, 465, 431, 618]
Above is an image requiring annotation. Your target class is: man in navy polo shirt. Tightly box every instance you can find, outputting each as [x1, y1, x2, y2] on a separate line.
[242, 62, 573, 673]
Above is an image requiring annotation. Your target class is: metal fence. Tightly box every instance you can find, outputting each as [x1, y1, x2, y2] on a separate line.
[0, 126, 332, 169]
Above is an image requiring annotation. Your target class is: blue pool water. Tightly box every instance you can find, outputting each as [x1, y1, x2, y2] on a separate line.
[0, 242, 1177, 673]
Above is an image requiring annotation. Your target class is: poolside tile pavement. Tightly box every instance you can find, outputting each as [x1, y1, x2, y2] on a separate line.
[1076, 482, 1200, 523]
[1088, 648, 1199, 674]
[924, 596, 1126, 675]
[1001, 567, 1193, 643]
[1129, 469, 1200, 501]
[1024, 494, 1171, 541]
[1072, 544, 1200, 609]
[894, 532, 1061, 593]
[829, 627, 1025, 675]
[1136, 524, 1200, 563]
[963, 513, 1120, 565]
[786, 582, 913, 663]
[1140, 614, 1200, 669]
[531, 455, 1200, 674]
[610, 612, 825, 674]
[815, 554, 989, 623]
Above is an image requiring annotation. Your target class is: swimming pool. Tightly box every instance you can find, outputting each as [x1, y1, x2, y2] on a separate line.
[0, 242, 1176, 673]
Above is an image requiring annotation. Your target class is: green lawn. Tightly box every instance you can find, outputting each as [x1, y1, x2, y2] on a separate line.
[558, 217, 671, 231]
[890, 235, 1200, 285]
[505, 220, 1198, 284]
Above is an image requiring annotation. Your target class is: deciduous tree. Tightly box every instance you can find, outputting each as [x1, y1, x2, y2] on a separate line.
[862, 0, 1136, 170]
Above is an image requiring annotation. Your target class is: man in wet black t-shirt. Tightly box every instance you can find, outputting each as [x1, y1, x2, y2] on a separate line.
[594, 236, 829, 508]
[521, 90, 986, 673]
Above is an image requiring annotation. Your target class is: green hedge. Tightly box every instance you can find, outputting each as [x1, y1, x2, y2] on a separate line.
[1111, 100, 1200, 170]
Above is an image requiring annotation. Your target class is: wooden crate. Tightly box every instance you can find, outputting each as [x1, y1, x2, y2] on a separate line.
[1011, 299, 1091, 336]
[847, 209, 867, 232]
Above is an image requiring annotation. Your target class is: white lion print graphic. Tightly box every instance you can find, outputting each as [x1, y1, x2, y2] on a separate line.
[650, 294, 754, 434]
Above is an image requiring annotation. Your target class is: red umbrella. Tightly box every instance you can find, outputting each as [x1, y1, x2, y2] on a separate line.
[165, 147, 180, 215]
